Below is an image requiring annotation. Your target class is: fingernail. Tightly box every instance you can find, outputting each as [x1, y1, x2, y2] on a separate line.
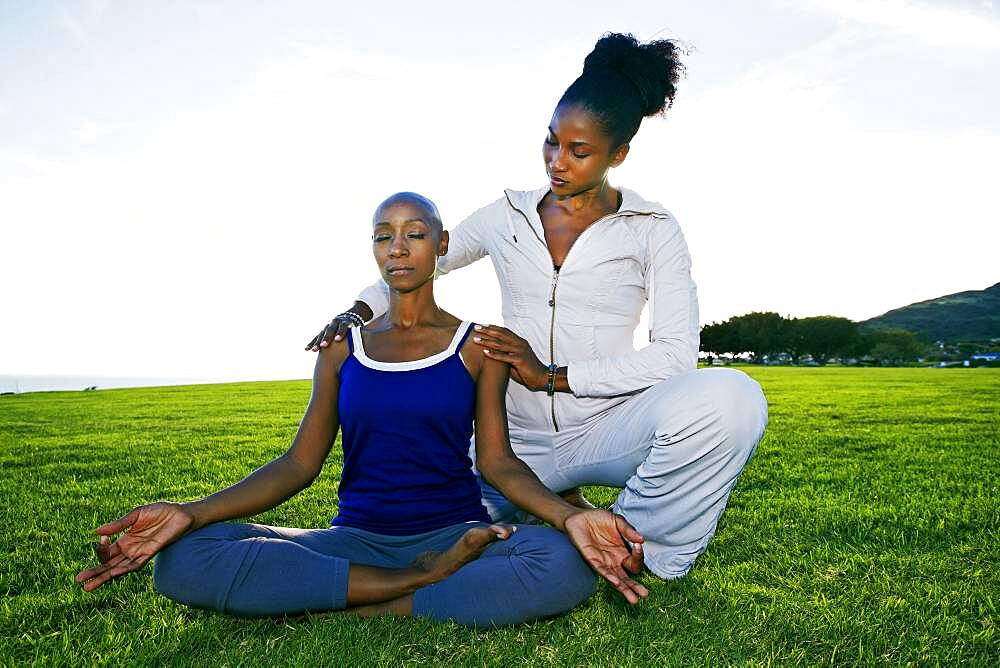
[334, 335, 341, 341]
[320, 342, 327, 348]
[474, 325, 482, 330]
[484, 350, 491, 355]
[472, 337, 480, 342]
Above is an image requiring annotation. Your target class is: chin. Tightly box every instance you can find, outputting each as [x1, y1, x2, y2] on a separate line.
[383, 275, 430, 293]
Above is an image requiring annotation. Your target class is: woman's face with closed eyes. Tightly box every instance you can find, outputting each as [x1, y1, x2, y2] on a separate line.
[543, 104, 629, 197]
[372, 198, 448, 292]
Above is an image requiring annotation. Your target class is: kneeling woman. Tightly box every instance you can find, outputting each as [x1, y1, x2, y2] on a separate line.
[74, 192, 648, 627]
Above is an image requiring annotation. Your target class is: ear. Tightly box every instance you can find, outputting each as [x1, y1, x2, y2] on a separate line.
[438, 230, 450, 256]
[610, 143, 630, 168]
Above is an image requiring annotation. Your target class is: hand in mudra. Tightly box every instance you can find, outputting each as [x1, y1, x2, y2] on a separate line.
[74, 502, 195, 592]
[564, 509, 648, 605]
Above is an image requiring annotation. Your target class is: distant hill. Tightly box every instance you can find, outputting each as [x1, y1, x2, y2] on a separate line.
[863, 282, 1000, 342]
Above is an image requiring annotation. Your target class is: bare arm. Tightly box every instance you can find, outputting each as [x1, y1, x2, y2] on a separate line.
[185, 340, 348, 528]
[75, 342, 349, 592]
[470, 347, 648, 604]
[473, 355, 577, 529]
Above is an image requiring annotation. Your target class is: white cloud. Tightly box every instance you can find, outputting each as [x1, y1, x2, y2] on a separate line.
[55, 8, 88, 46]
[3, 4, 997, 379]
[797, 0, 1000, 49]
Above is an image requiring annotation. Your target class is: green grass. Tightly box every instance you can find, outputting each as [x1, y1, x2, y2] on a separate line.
[2, 368, 998, 665]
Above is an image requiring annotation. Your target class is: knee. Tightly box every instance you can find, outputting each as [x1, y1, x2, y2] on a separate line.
[152, 538, 189, 603]
[668, 368, 767, 456]
[508, 527, 596, 615]
[709, 368, 768, 452]
[152, 527, 227, 610]
[546, 535, 597, 608]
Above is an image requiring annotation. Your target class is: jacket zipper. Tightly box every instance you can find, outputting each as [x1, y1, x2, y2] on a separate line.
[548, 267, 560, 432]
[541, 214, 612, 433]
[504, 191, 671, 433]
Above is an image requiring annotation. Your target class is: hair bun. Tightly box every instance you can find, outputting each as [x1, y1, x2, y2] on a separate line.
[582, 32, 685, 117]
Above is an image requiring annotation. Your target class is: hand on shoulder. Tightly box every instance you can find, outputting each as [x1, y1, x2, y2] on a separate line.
[459, 323, 492, 381]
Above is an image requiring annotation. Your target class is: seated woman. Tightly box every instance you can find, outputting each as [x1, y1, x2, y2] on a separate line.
[74, 192, 648, 627]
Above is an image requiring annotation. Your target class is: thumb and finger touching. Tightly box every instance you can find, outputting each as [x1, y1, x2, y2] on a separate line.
[488, 524, 516, 540]
[615, 514, 644, 544]
[95, 508, 139, 536]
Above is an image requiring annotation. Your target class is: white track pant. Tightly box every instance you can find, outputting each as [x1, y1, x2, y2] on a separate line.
[478, 368, 769, 579]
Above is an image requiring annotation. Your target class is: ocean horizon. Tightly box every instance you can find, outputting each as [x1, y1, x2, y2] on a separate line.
[0, 375, 298, 394]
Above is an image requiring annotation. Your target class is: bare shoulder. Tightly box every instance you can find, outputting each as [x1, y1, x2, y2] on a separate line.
[459, 323, 511, 387]
[458, 322, 487, 380]
[316, 334, 351, 376]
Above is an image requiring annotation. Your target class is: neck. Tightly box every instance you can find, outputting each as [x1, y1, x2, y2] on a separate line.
[553, 178, 618, 214]
[385, 280, 442, 329]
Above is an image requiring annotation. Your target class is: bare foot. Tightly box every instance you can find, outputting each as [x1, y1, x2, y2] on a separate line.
[414, 524, 515, 582]
[560, 487, 597, 511]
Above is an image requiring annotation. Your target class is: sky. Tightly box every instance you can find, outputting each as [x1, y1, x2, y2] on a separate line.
[2, 0, 998, 382]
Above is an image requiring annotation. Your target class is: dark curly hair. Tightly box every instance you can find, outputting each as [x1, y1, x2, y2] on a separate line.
[558, 32, 686, 148]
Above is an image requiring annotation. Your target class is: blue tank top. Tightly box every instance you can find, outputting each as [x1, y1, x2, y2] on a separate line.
[331, 321, 491, 535]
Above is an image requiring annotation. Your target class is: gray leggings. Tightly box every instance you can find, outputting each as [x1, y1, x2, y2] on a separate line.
[152, 521, 595, 628]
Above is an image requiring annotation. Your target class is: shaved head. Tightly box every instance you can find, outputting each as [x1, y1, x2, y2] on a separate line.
[373, 192, 443, 237]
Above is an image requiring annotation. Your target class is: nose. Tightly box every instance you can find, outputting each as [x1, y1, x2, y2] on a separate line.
[388, 235, 408, 258]
[550, 149, 568, 173]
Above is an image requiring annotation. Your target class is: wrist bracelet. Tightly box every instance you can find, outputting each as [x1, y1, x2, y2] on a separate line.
[546, 363, 558, 396]
[339, 311, 364, 328]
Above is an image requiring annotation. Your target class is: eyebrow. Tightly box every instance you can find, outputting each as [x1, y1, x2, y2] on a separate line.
[547, 126, 593, 148]
[374, 218, 430, 226]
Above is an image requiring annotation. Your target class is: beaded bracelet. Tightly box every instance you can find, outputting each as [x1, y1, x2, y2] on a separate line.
[339, 311, 364, 328]
[546, 363, 558, 396]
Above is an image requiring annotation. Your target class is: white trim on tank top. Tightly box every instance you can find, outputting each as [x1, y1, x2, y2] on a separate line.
[350, 321, 473, 372]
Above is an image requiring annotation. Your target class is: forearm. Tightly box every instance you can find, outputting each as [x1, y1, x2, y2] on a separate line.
[481, 457, 578, 531]
[565, 337, 697, 397]
[564, 219, 699, 398]
[183, 455, 314, 530]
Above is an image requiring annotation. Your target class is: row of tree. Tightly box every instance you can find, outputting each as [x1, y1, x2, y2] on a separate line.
[699, 313, 927, 365]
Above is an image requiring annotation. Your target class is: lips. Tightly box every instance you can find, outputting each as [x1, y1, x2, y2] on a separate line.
[386, 265, 415, 275]
[550, 176, 568, 188]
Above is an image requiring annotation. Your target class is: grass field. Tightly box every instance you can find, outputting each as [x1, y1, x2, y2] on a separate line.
[2, 368, 998, 665]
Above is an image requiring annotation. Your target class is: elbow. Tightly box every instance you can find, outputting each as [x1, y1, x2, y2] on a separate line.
[476, 453, 514, 489]
[280, 454, 322, 490]
[476, 458, 500, 487]
[299, 469, 321, 489]
[299, 463, 325, 490]
[650, 336, 698, 374]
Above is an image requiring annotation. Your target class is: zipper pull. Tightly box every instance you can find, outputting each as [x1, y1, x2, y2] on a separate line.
[548, 267, 559, 307]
